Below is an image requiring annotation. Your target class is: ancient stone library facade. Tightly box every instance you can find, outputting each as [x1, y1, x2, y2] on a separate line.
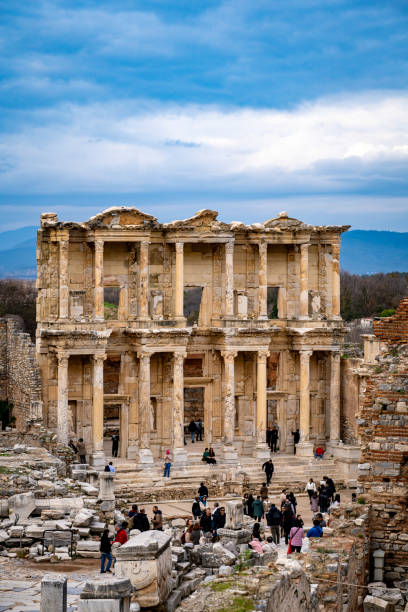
[36, 207, 350, 468]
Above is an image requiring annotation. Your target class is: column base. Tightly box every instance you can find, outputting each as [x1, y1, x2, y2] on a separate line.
[90, 451, 105, 471]
[326, 440, 342, 457]
[138, 448, 154, 466]
[222, 445, 239, 464]
[126, 444, 139, 460]
[255, 444, 270, 461]
[173, 448, 188, 468]
[295, 441, 314, 457]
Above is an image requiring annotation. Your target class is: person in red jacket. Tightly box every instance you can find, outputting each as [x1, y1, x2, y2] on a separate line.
[114, 521, 128, 546]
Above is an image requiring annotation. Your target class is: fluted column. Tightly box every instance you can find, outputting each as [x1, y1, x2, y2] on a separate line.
[330, 351, 341, 442]
[94, 240, 104, 321]
[297, 349, 313, 456]
[225, 241, 234, 317]
[221, 350, 238, 462]
[138, 351, 154, 464]
[91, 354, 105, 469]
[139, 240, 150, 319]
[174, 242, 185, 322]
[59, 239, 69, 319]
[256, 350, 270, 459]
[173, 351, 188, 466]
[299, 243, 309, 319]
[331, 242, 341, 319]
[57, 351, 69, 445]
[258, 242, 268, 320]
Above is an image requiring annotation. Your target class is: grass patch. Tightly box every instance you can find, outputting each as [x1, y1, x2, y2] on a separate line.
[210, 581, 233, 592]
[0, 466, 12, 474]
[217, 597, 255, 612]
[0, 452, 10, 456]
[357, 498, 366, 505]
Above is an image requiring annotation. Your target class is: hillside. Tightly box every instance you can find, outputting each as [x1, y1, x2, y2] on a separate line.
[0, 226, 406, 278]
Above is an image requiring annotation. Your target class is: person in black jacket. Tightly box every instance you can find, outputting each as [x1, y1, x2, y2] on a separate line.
[291, 429, 300, 454]
[100, 529, 113, 573]
[198, 482, 208, 499]
[200, 508, 213, 534]
[270, 426, 279, 452]
[318, 485, 330, 513]
[262, 459, 274, 485]
[188, 419, 197, 443]
[266, 503, 282, 545]
[212, 506, 226, 536]
[323, 476, 336, 501]
[133, 509, 150, 532]
[192, 496, 202, 519]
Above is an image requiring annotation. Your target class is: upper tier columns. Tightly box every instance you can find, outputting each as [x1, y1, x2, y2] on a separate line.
[94, 240, 104, 321]
[59, 239, 69, 319]
[331, 242, 341, 318]
[221, 350, 238, 462]
[174, 242, 185, 320]
[225, 241, 234, 317]
[57, 351, 69, 445]
[138, 351, 154, 465]
[173, 351, 188, 466]
[258, 242, 268, 320]
[329, 351, 341, 442]
[297, 349, 313, 456]
[256, 350, 270, 459]
[299, 243, 309, 319]
[139, 241, 150, 319]
[91, 354, 105, 469]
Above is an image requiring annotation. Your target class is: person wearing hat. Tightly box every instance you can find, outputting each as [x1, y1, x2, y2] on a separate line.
[163, 450, 172, 477]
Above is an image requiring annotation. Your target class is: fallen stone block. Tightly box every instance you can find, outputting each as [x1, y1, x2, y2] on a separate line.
[41, 573, 67, 612]
[77, 540, 100, 553]
[79, 576, 133, 612]
[364, 594, 395, 611]
[0, 529, 9, 543]
[9, 525, 24, 537]
[218, 564, 233, 577]
[165, 589, 182, 612]
[8, 491, 36, 522]
[41, 509, 65, 520]
[72, 508, 95, 527]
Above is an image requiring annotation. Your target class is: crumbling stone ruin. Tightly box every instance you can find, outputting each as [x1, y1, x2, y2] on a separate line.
[36, 206, 355, 468]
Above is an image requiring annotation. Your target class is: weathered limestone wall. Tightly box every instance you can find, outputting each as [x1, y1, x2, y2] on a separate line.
[358, 303, 408, 585]
[0, 317, 42, 430]
[373, 297, 408, 345]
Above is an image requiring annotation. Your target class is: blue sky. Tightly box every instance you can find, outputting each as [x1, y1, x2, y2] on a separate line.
[0, 0, 407, 230]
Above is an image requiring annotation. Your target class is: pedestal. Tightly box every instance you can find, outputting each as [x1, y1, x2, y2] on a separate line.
[91, 451, 105, 471]
[138, 448, 154, 466]
[172, 448, 188, 468]
[255, 444, 270, 461]
[222, 445, 239, 464]
[296, 441, 314, 457]
[126, 444, 138, 460]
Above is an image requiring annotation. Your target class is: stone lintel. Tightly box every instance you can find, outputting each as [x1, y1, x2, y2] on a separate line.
[115, 531, 171, 560]
[80, 577, 133, 600]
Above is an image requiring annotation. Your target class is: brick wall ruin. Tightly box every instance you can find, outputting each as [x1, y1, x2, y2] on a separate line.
[0, 317, 42, 431]
[358, 297, 408, 585]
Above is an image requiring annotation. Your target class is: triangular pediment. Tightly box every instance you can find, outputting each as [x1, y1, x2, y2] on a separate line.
[87, 207, 157, 229]
[263, 212, 308, 229]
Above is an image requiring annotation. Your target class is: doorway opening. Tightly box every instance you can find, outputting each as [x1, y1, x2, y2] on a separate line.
[267, 287, 279, 319]
[104, 287, 120, 320]
[184, 287, 203, 325]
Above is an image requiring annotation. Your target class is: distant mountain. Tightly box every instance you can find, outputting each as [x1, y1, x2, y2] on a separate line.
[0, 226, 406, 278]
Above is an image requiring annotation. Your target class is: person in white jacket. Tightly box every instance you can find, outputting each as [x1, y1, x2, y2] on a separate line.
[305, 478, 317, 503]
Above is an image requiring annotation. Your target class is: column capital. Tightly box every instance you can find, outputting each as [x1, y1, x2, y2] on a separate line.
[300, 242, 310, 252]
[257, 349, 270, 361]
[299, 349, 313, 359]
[173, 350, 187, 362]
[57, 350, 70, 362]
[94, 239, 104, 251]
[332, 242, 340, 258]
[175, 242, 184, 254]
[140, 239, 150, 248]
[258, 241, 267, 253]
[93, 353, 106, 363]
[59, 239, 69, 251]
[331, 350, 341, 360]
[137, 350, 152, 360]
[221, 349, 238, 361]
[225, 240, 234, 255]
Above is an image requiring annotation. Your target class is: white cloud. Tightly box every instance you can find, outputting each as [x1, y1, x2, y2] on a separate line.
[0, 92, 407, 196]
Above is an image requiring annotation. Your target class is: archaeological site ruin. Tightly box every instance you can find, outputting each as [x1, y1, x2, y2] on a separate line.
[34, 206, 353, 469]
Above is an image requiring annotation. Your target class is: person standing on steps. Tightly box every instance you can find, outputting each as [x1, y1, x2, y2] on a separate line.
[100, 528, 113, 574]
[262, 458, 274, 485]
[152, 506, 163, 531]
[270, 426, 279, 452]
[111, 433, 119, 458]
[266, 426, 272, 449]
[291, 429, 300, 454]
[305, 478, 316, 503]
[198, 481, 208, 500]
[77, 438, 87, 464]
[266, 503, 282, 545]
[195, 417, 203, 441]
[260, 482, 269, 502]
[163, 450, 172, 478]
[252, 496, 264, 523]
[188, 419, 197, 443]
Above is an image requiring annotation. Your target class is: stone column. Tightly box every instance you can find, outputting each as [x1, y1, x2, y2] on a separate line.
[221, 350, 238, 462]
[329, 351, 341, 443]
[91, 354, 105, 470]
[94, 239, 104, 321]
[174, 242, 185, 322]
[139, 240, 150, 319]
[173, 351, 188, 466]
[138, 351, 154, 465]
[225, 241, 234, 317]
[256, 350, 270, 460]
[258, 242, 268, 320]
[256, 350, 270, 459]
[41, 574, 67, 612]
[59, 239, 69, 319]
[297, 349, 313, 456]
[299, 243, 309, 319]
[331, 242, 341, 319]
[57, 352, 69, 446]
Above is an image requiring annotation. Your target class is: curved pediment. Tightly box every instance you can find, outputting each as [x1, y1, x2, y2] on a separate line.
[165, 209, 229, 231]
[87, 207, 158, 229]
[263, 211, 311, 230]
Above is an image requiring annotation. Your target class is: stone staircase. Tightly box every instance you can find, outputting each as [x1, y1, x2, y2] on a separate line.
[113, 452, 346, 501]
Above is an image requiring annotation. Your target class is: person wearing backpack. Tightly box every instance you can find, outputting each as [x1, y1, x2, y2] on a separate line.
[288, 517, 305, 553]
[266, 503, 282, 545]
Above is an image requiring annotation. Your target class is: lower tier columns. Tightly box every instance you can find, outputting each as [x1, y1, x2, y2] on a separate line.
[327, 350, 341, 454]
[91, 354, 105, 469]
[138, 351, 154, 465]
[256, 350, 270, 460]
[173, 351, 188, 466]
[297, 349, 313, 456]
[221, 350, 238, 463]
[57, 352, 69, 446]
